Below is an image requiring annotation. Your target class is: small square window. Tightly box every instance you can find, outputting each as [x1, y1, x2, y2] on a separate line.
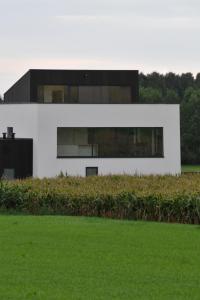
[86, 167, 98, 177]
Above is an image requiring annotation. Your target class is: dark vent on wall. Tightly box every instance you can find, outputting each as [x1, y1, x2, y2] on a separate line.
[2, 127, 15, 139]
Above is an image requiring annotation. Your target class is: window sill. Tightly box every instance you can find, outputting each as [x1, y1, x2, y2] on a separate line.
[57, 156, 165, 159]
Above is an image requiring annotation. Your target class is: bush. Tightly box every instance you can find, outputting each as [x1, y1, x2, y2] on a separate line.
[1, 174, 200, 224]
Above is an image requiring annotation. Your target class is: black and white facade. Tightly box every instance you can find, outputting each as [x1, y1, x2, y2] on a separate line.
[0, 70, 181, 178]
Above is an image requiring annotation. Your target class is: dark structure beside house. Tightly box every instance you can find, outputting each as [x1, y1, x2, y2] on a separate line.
[0, 136, 33, 179]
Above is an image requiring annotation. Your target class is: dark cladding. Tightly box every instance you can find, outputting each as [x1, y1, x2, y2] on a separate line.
[4, 70, 139, 104]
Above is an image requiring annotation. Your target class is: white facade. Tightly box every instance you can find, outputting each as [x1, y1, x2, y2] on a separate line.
[0, 104, 181, 177]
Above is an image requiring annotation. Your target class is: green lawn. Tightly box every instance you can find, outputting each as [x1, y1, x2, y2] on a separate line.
[182, 165, 200, 172]
[0, 216, 200, 299]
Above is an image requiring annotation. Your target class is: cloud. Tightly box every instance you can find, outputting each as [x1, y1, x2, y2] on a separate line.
[0, 0, 200, 94]
[1, 0, 200, 19]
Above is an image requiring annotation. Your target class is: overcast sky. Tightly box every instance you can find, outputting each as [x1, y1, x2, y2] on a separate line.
[0, 0, 200, 95]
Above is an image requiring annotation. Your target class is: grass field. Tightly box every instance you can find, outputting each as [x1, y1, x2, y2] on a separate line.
[0, 216, 200, 299]
[182, 165, 200, 172]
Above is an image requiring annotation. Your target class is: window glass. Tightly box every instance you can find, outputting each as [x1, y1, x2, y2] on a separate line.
[86, 167, 98, 176]
[64, 86, 79, 103]
[38, 85, 132, 103]
[57, 127, 163, 158]
[52, 90, 63, 103]
[38, 85, 65, 103]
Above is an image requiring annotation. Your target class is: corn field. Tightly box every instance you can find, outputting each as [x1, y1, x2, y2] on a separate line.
[1, 174, 200, 224]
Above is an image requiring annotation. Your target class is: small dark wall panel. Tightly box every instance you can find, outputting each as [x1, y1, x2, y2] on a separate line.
[0, 138, 33, 179]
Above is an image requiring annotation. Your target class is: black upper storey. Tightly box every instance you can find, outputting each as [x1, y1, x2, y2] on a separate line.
[4, 69, 139, 104]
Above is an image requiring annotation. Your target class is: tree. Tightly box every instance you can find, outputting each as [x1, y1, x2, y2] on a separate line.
[139, 71, 200, 164]
[139, 72, 148, 88]
[164, 89, 180, 104]
[180, 73, 194, 93]
[181, 89, 200, 164]
[146, 72, 165, 92]
[139, 87, 162, 103]
[164, 72, 181, 96]
[195, 73, 200, 88]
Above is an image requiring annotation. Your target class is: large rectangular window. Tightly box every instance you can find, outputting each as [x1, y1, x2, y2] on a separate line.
[38, 85, 132, 104]
[57, 127, 163, 158]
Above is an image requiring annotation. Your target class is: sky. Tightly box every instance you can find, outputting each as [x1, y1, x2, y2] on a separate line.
[0, 0, 200, 95]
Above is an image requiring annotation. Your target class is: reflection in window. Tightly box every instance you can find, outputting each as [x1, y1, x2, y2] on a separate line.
[38, 85, 65, 103]
[57, 127, 163, 158]
[38, 85, 132, 104]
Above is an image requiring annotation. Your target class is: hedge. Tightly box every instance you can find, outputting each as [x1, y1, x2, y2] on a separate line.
[1, 174, 200, 224]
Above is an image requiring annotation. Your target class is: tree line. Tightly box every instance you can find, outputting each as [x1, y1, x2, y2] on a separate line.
[139, 72, 200, 164]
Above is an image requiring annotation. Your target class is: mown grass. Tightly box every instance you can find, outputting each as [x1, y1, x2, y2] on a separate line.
[0, 216, 200, 300]
[182, 165, 200, 172]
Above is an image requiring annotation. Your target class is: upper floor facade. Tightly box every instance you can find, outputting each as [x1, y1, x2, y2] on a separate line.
[4, 70, 139, 104]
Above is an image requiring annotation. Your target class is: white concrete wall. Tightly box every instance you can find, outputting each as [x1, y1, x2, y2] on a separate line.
[0, 104, 181, 177]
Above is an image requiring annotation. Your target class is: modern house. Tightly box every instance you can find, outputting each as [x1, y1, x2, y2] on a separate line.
[0, 69, 181, 179]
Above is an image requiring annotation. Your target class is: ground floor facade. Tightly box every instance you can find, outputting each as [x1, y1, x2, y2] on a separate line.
[0, 104, 180, 178]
